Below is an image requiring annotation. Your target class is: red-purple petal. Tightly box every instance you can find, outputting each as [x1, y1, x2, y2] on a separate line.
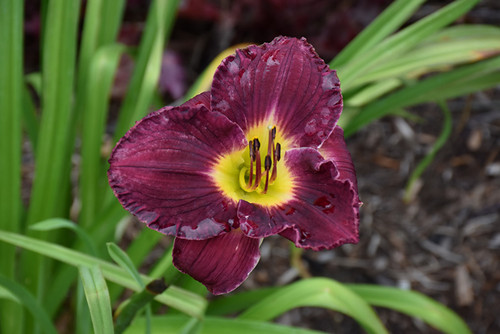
[172, 230, 261, 295]
[108, 95, 246, 240]
[239, 148, 360, 250]
[320, 126, 359, 194]
[211, 36, 342, 148]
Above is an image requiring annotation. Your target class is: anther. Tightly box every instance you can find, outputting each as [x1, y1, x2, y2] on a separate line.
[264, 155, 272, 171]
[253, 138, 260, 156]
[262, 155, 272, 194]
[270, 142, 281, 182]
[248, 140, 254, 187]
[252, 138, 262, 190]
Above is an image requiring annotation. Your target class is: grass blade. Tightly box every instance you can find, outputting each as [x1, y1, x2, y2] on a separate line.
[22, 1, 81, 319]
[114, 280, 166, 334]
[31, 218, 99, 256]
[343, 55, 500, 136]
[0, 230, 207, 318]
[0, 274, 58, 334]
[404, 101, 452, 202]
[79, 44, 126, 229]
[350, 37, 500, 88]
[26, 0, 80, 224]
[0, 0, 24, 332]
[125, 315, 324, 334]
[107, 242, 146, 287]
[340, 0, 480, 90]
[113, 0, 180, 141]
[79, 265, 114, 334]
[348, 284, 471, 334]
[331, 0, 426, 68]
[239, 278, 387, 334]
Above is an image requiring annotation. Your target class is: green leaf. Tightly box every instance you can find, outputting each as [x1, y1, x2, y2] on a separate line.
[107, 242, 145, 288]
[31, 218, 98, 256]
[239, 278, 388, 334]
[108, 228, 163, 302]
[206, 287, 277, 316]
[79, 265, 114, 334]
[22, 1, 81, 319]
[340, 0, 480, 90]
[331, 0, 426, 68]
[350, 37, 500, 88]
[0, 274, 58, 334]
[114, 280, 167, 334]
[26, 0, 80, 225]
[404, 101, 452, 202]
[79, 43, 126, 230]
[113, 0, 180, 141]
[343, 55, 500, 136]
[125, 315, 325, 334]
[0, 230, 207, 319]
[348, 284, 472, 334]
[0, 0, 24, 331]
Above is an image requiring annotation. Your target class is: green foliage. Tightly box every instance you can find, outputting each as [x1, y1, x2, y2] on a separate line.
[1, 0, 498, 332]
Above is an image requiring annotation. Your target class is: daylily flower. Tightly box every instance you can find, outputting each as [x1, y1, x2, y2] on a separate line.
[108, 36, 361, 295]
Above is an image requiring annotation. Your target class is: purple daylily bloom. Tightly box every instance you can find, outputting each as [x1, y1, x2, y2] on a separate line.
[108, 37, 361, 295]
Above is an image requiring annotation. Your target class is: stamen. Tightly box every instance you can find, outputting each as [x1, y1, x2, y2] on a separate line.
[270, 142, 281, 182]
[262, 155, 272, 194]
[247, 140, 254, 187]
[252, 138, 262, 190]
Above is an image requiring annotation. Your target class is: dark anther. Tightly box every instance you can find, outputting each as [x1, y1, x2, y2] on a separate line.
[271, 126, 277, 140]
[248, 140, 254, 159]
[276, 143, 281, 161]
[264, 155, 272, 171]
[253, 138, 260, 153]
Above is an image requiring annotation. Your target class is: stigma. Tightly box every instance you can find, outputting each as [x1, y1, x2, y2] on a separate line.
[245, 126, 281, 194]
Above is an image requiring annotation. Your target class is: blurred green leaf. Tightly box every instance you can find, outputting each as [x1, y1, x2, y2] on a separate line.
[107, 242, 145, 288]
[343, 55, 500, 136]
[0, 0, 24, 331]
[239, 278, 387, 334]
[348, 284, 472, 334]
[0, 229, 207, 318]
[404, 101, 452, 202]
[79, 44, 126, 230]
[0, 274, 58, 334]
[31, 218, 99, 256]
[331, 0, 426, 68]
[340, 0, 480, 90]
[206, 287, 277, 316]
[350, 37, 500, 88]
[125, 315, 325, 334]
[79, 265, 114, 334]
[114, 0, 180, 140]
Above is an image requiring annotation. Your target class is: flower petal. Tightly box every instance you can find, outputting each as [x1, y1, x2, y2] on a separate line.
[172, 230, 261, 295]
[320, 126, 359, 194]
[238, 148, 360, 250]
[108, 95, 247, 240]
[211, 36, 342, 148]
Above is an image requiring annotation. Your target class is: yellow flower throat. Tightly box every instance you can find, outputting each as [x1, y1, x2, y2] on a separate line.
[212, 123, 294, 206]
